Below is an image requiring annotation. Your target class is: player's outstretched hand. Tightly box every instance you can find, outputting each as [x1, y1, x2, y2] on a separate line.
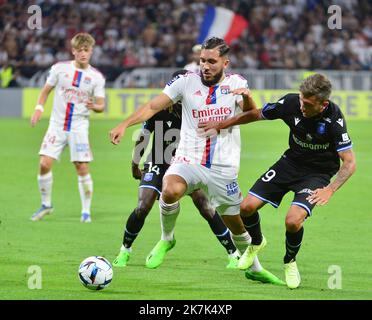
[231, 88, 252, 99]
[307, 186, 333, 206]
[197, 121, 221, 137]
[30, 109, 42, 127]
[110, 124, 126, 145]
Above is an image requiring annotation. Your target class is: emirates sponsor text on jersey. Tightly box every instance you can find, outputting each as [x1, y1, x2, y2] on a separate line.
[192, 106, 232, 122]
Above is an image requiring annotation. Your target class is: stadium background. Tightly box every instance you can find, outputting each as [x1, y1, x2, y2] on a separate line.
[0, 0, 371, 301]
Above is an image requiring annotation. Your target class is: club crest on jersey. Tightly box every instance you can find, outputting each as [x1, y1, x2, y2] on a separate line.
[220, 85, 230, 94]
[144, 172, 154, 182]
[317, 122, 326, 135]
[84, 77, 92, 84]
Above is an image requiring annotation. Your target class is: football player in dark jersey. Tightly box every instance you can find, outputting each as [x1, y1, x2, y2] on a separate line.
[199, 73, 356, 288]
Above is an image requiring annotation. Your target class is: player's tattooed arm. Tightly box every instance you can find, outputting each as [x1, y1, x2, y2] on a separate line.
[307, 149, 356, 206]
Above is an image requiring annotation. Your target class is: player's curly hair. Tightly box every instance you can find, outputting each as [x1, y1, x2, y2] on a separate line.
[201, 37, 230, 56]
[299, 73, 332, 102]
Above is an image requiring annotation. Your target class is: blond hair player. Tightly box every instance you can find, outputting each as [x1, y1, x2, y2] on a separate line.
[30, 33, 105, 223]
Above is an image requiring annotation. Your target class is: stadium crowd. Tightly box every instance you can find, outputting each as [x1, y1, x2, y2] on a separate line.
[0, 0, 371, 85]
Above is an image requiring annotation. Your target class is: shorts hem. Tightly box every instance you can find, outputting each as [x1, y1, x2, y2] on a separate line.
[39, 152, 60, 161]
[248, 191, 279, 208]
[291, 201, 312, 216]
[139, 185, 161, 194]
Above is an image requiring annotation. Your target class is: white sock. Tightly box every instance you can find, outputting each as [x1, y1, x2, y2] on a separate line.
[232, 231, 263, 272]
[78, 174, 93, 215]
[38, 172, 53, 207]
[120, 245, 132, 253]
[228, 250, 241, 258]
[159, 196, 180, 241]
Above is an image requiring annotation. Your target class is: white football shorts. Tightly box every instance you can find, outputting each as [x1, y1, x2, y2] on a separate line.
[164, 163, 242, 216]
[39, 126, 93, 162]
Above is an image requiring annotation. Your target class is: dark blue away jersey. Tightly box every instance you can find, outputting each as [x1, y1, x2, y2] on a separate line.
[261, 93, 352, 176]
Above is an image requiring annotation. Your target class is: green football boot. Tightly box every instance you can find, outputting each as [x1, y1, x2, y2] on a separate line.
[112, 250, 130, 267]
[226, 251, 240, 269]
[145, 239, 176, 269]
[245, 267, 286, 285]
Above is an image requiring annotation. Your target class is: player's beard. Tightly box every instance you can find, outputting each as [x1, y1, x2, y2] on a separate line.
[201, 69, 224, 87]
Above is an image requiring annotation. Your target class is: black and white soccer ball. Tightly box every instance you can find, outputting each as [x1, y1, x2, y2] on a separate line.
[78, 256, 113, 290]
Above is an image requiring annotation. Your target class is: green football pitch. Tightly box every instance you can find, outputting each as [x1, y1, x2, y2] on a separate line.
[0, 118, 371, 300]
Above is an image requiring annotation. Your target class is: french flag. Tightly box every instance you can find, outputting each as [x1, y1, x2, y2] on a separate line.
[197, 6, 249, 45]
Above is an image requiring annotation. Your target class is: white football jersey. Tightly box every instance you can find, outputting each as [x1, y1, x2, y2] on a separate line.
[46, 61, 105, 131]
[163, 72, 247, 171]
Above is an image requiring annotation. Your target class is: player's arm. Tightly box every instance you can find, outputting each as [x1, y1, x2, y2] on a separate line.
[110, 93, 173, 145]
[234, 88, 258, 112]
[198, 107, 263, 133]
[199, 94, 285, 134]
[86, 96, 105, 113]
[307, 149, 356, 206]
[30, 84, 54, 127]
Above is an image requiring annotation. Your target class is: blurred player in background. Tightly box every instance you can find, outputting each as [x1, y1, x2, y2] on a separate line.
[110, 37, 284, 285]
[30, 33, 106, 223]
[184, 44, 202, 73]
[199, 73, 356, 288]
[113, 70, 243, 270]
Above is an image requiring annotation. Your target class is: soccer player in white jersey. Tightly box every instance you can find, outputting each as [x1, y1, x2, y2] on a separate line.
[30, 33, 106, 223]
[110, 37, 283, 284]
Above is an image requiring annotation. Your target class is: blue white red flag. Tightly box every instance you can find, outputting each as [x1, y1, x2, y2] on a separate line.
[197, 6, 249, 45]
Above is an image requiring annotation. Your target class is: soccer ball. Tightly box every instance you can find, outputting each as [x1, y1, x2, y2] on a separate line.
[78, 256, 113, 290]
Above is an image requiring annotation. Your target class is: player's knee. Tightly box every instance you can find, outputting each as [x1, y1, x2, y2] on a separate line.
[285, 215, 302, 232]
[39, 158, 52, 174]
[161, 174, 186, 202]
[162, 181, 185, 203]
[161, 188, 180, 203]
[75, 162, 89, 176]
[240, 198, 256, 216]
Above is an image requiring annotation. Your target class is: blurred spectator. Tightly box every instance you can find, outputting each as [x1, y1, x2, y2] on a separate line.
[0, 63, 21, 87]
[0, 0, 370, 83]
[33, 48, 54, 67]
[0, 45, 8, 65]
